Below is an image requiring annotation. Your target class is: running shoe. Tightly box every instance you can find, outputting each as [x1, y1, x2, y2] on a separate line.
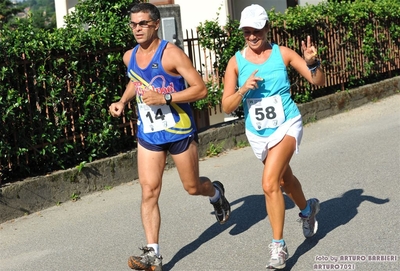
[298, 198, 320, 238]
[266, 242, 289, 270]
[128, 246, 163, 271]
[210, 181, 231, 224]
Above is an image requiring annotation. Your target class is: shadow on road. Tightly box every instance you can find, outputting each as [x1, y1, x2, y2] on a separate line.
[284, 189, 389, 270]
[164, 189, 389, 270]
[163, 193, 295, 270]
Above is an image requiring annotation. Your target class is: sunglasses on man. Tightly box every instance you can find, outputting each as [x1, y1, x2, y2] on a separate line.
[128, 20, 154, 29]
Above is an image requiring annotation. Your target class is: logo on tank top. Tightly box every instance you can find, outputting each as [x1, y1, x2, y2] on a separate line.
[152, 63, 158, 69]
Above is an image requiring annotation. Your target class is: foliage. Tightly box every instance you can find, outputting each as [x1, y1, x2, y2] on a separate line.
[70, 192, 80, 201]
[63, 0, 138, 47]
[236, 140, 249, 149]
[0, 0, 141, 182]
[196, 10, 245, 114]
[192, 80, 224, 110]
[206, 142, 223, 157]
[0, 0, 24, 26]
[197, 12, 245, 78]
[3, 0, 56, 30]
[196, 0, 400, 103]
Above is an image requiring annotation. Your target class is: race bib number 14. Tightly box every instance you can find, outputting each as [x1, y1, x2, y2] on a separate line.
[247, 95, 285, 130]
[138, 103, 176, 133]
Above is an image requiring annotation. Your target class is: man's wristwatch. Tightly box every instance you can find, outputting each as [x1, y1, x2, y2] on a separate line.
[164, 93, 172, 105]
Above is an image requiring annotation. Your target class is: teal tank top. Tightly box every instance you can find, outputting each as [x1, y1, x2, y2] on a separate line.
[236, 43, 300, 136]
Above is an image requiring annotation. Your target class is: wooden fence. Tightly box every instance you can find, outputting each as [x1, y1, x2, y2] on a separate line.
[183, 19, 400, 94]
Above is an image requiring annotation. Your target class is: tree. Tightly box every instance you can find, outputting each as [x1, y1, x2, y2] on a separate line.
[28, 0, 56, 30]
[0, 0, 24, 27]
[65, 0, 140, 28]
[62, 0, 143, 47]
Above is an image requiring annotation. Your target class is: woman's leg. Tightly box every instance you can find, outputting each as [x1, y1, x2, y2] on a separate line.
[262, 135, 297, 240]
[281, 165, 307, 211]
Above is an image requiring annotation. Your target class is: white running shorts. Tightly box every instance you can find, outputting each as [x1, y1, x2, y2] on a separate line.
[246, 115, 303, 161]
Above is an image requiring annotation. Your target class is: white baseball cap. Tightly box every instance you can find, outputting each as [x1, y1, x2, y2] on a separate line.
[239, 4, 269, 30]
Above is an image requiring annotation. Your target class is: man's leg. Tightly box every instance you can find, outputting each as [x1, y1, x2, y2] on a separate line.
[172, 140, 230, 224]
[128, 143, 165, 271]
[137, 143, 166, 245]
[172, 140, 214, 196]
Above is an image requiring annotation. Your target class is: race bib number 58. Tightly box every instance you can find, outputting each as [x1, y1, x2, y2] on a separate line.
[138, 103, 176, 133]
[247, 95, 285, 130]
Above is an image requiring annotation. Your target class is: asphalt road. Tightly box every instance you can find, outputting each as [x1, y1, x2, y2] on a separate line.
[1, 94, 399, 271]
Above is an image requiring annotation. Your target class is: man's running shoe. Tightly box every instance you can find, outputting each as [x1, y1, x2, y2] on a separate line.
[128, 246, 163, 271]
[210, 181, 231, 224]
[266, 242, 289, 270]
[298, 198, 320, 238]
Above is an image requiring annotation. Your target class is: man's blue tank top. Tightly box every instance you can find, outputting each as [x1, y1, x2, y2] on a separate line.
[236, 43, 300, 137]
[127, 40, 196, 144]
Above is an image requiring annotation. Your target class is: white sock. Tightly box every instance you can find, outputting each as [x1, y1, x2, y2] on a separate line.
[209, 187, 220, 203]
[147, 243, 159, 256]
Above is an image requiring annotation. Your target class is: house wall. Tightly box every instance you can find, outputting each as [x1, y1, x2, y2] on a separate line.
[231, 0, 289, 21]
[298, 0, 325, 6]
[54, 0, 78, 28]
[174, 0, 229, 32]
